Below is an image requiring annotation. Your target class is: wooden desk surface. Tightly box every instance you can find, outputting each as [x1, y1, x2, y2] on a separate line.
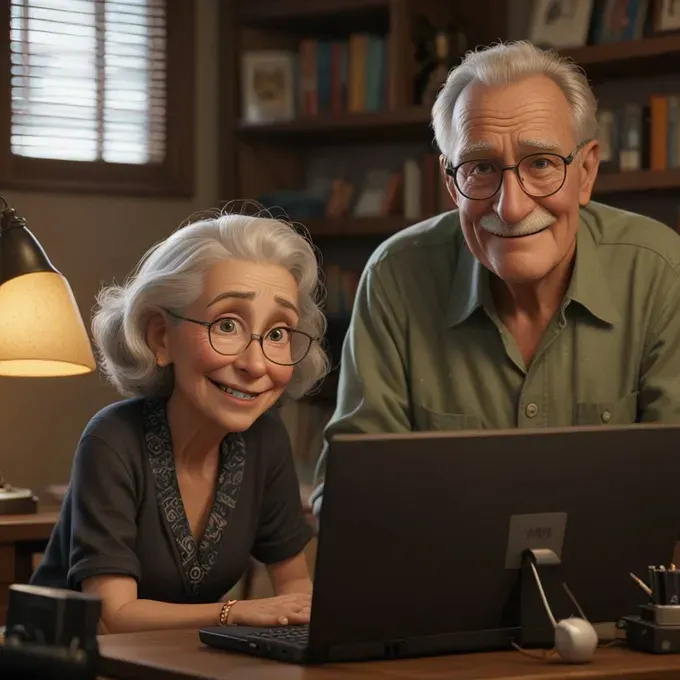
[97, 628, 680, 680]
[0, 510, 60, 542]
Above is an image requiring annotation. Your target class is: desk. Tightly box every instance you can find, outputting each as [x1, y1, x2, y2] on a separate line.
[0, 510, 59, 625]
[98, 628, 680, 680]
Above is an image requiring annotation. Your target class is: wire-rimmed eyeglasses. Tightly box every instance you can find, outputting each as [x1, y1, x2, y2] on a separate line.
[164, 308, 316, 367]
[444, 139, 592, 201]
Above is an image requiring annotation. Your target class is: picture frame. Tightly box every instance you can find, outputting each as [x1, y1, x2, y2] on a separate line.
[594, 0, 649, 43]
[529, 0, 594, 48]
[241, 51, 296, 124]
[653, 0, 680, 32]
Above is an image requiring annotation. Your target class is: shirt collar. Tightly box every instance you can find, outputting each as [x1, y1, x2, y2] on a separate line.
[445, 214, 619, 328]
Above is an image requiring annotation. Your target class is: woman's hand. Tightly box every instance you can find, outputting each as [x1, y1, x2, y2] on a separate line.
[228, 593, 311, 627]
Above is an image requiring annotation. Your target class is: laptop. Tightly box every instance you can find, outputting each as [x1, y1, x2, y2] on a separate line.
[200, 424, 680, 664]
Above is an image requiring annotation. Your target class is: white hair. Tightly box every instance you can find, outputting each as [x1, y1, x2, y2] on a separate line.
[432, 40, 598, 160]
[92, 209, 329, 400]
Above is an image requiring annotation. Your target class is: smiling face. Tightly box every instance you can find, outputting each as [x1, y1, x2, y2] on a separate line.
[441, 75, 599, 284]
[152, 259, 298, 434]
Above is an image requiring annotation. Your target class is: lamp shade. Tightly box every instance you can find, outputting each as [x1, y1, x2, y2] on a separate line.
[0, 199, 96, 377]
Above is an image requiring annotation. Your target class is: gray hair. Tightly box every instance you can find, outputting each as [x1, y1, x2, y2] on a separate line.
[92, 210, 329, 400]
[432, 40, 598, 159]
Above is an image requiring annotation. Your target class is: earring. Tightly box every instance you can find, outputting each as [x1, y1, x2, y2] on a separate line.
[156, 356, 167, 367]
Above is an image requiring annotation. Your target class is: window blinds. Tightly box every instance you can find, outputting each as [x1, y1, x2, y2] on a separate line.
[9, 0, 167, 164]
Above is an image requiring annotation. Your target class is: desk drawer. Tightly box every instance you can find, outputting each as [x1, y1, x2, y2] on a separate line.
[0, 545, 15, 582]
[0, 545, 14, 627]
[0, 590, 7, 626]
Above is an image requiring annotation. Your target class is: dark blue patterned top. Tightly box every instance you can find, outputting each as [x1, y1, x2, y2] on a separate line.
[143, 399, 247, 591]
[31, 397, 314, 603]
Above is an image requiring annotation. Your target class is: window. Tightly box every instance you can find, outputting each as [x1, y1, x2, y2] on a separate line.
[0, 0, 194, 196]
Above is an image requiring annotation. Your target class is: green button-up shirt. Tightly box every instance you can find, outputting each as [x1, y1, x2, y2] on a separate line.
[313, 201, 680, 493]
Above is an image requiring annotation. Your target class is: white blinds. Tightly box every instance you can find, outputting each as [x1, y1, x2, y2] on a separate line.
[9, 0, 167, 164]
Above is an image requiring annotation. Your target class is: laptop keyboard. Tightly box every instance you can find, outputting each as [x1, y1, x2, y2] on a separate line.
[249, 625, 309, 645]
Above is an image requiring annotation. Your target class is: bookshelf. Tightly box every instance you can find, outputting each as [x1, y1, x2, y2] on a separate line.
[594, 168, 680, 195]
[561, 34, 680, 81]
[560, 38, 680, 214]
[220, 0, 508, 191]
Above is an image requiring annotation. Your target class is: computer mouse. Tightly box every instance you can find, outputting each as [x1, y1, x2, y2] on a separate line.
[554, 617, 599, 663]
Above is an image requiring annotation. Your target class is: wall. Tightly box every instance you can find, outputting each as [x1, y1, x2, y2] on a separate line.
[0, 0, 219, 500]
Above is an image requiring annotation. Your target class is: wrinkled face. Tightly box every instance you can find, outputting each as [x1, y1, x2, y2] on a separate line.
[155, 259, 298, 433]
[441, 75, 599, 284]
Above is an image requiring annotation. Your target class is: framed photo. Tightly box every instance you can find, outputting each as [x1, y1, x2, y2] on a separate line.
[594, 0, 649, 43]
[653, 0, 680, 32]
[241, 51, 296, 124]
[529, 0, 594, 48]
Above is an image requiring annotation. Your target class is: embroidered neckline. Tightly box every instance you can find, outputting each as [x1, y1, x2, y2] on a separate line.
[143, 399, 247, 591]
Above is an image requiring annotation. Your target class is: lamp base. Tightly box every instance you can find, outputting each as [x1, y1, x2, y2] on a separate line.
[0, 485, 38, 515]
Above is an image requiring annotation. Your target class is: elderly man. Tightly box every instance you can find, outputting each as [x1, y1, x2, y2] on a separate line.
[311, 40, 680, 514]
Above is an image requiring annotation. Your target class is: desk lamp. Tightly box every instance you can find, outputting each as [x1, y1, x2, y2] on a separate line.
[0, 194, 96, 514]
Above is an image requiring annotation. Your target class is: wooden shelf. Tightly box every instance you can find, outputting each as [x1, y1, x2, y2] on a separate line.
[237, 108, 432, 145]
[562, 35, 680, 81]
[303, 216, 411, 237]
[594, 169, 680, 195]
[239, 0, 389, 25]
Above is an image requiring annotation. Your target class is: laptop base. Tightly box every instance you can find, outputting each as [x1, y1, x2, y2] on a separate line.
[200, 625, 310, 664]
[199, 624, 521, 665]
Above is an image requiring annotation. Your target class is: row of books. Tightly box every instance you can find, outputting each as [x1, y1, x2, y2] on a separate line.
[539, 0, 664, 50]
[298, 33, 389, 116]
[403, 153, 456, 220]
[325, 168, 400, 219]
[324, 154, 456, 221]
[597, 96, 680, 174]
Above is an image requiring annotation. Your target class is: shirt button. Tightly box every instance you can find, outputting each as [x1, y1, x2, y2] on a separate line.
[525, 403, 539, 418]
[601, 410, 612, 424]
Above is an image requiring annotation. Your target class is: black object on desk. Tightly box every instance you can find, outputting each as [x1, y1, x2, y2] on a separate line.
[624, 566, 680, 653]
[0, 642, 96, 680]
[0, 584, 101, 679]
[648, 566, 680, 606]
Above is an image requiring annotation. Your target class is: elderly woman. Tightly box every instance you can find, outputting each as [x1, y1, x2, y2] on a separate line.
[31, 212, 329, 634]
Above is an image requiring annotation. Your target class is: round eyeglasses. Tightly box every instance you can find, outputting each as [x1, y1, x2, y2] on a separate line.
[445, 140, 591, 201]
[164, 309, 316, 367]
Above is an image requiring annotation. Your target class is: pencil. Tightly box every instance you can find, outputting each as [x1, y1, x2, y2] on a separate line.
[630, 572, 653, 597]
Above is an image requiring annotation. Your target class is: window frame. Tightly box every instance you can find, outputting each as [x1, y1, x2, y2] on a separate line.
[0, 0, 195, 197]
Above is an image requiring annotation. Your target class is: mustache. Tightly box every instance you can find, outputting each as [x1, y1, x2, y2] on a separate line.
[479, 208, 557, 238]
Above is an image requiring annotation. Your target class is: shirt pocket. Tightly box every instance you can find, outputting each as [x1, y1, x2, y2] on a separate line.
[412, 403, 483, 431]
[574, 392, 639, 426]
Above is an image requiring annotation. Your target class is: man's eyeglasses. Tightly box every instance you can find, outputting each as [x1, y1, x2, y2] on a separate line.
[444, 139, 591, 201]
[164, 309, 316, 367]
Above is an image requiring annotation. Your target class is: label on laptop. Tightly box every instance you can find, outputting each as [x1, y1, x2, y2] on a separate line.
[504, 512, 568, 569]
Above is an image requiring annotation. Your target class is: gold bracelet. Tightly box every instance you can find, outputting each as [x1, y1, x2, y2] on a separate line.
[219, 599, 238, 626]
